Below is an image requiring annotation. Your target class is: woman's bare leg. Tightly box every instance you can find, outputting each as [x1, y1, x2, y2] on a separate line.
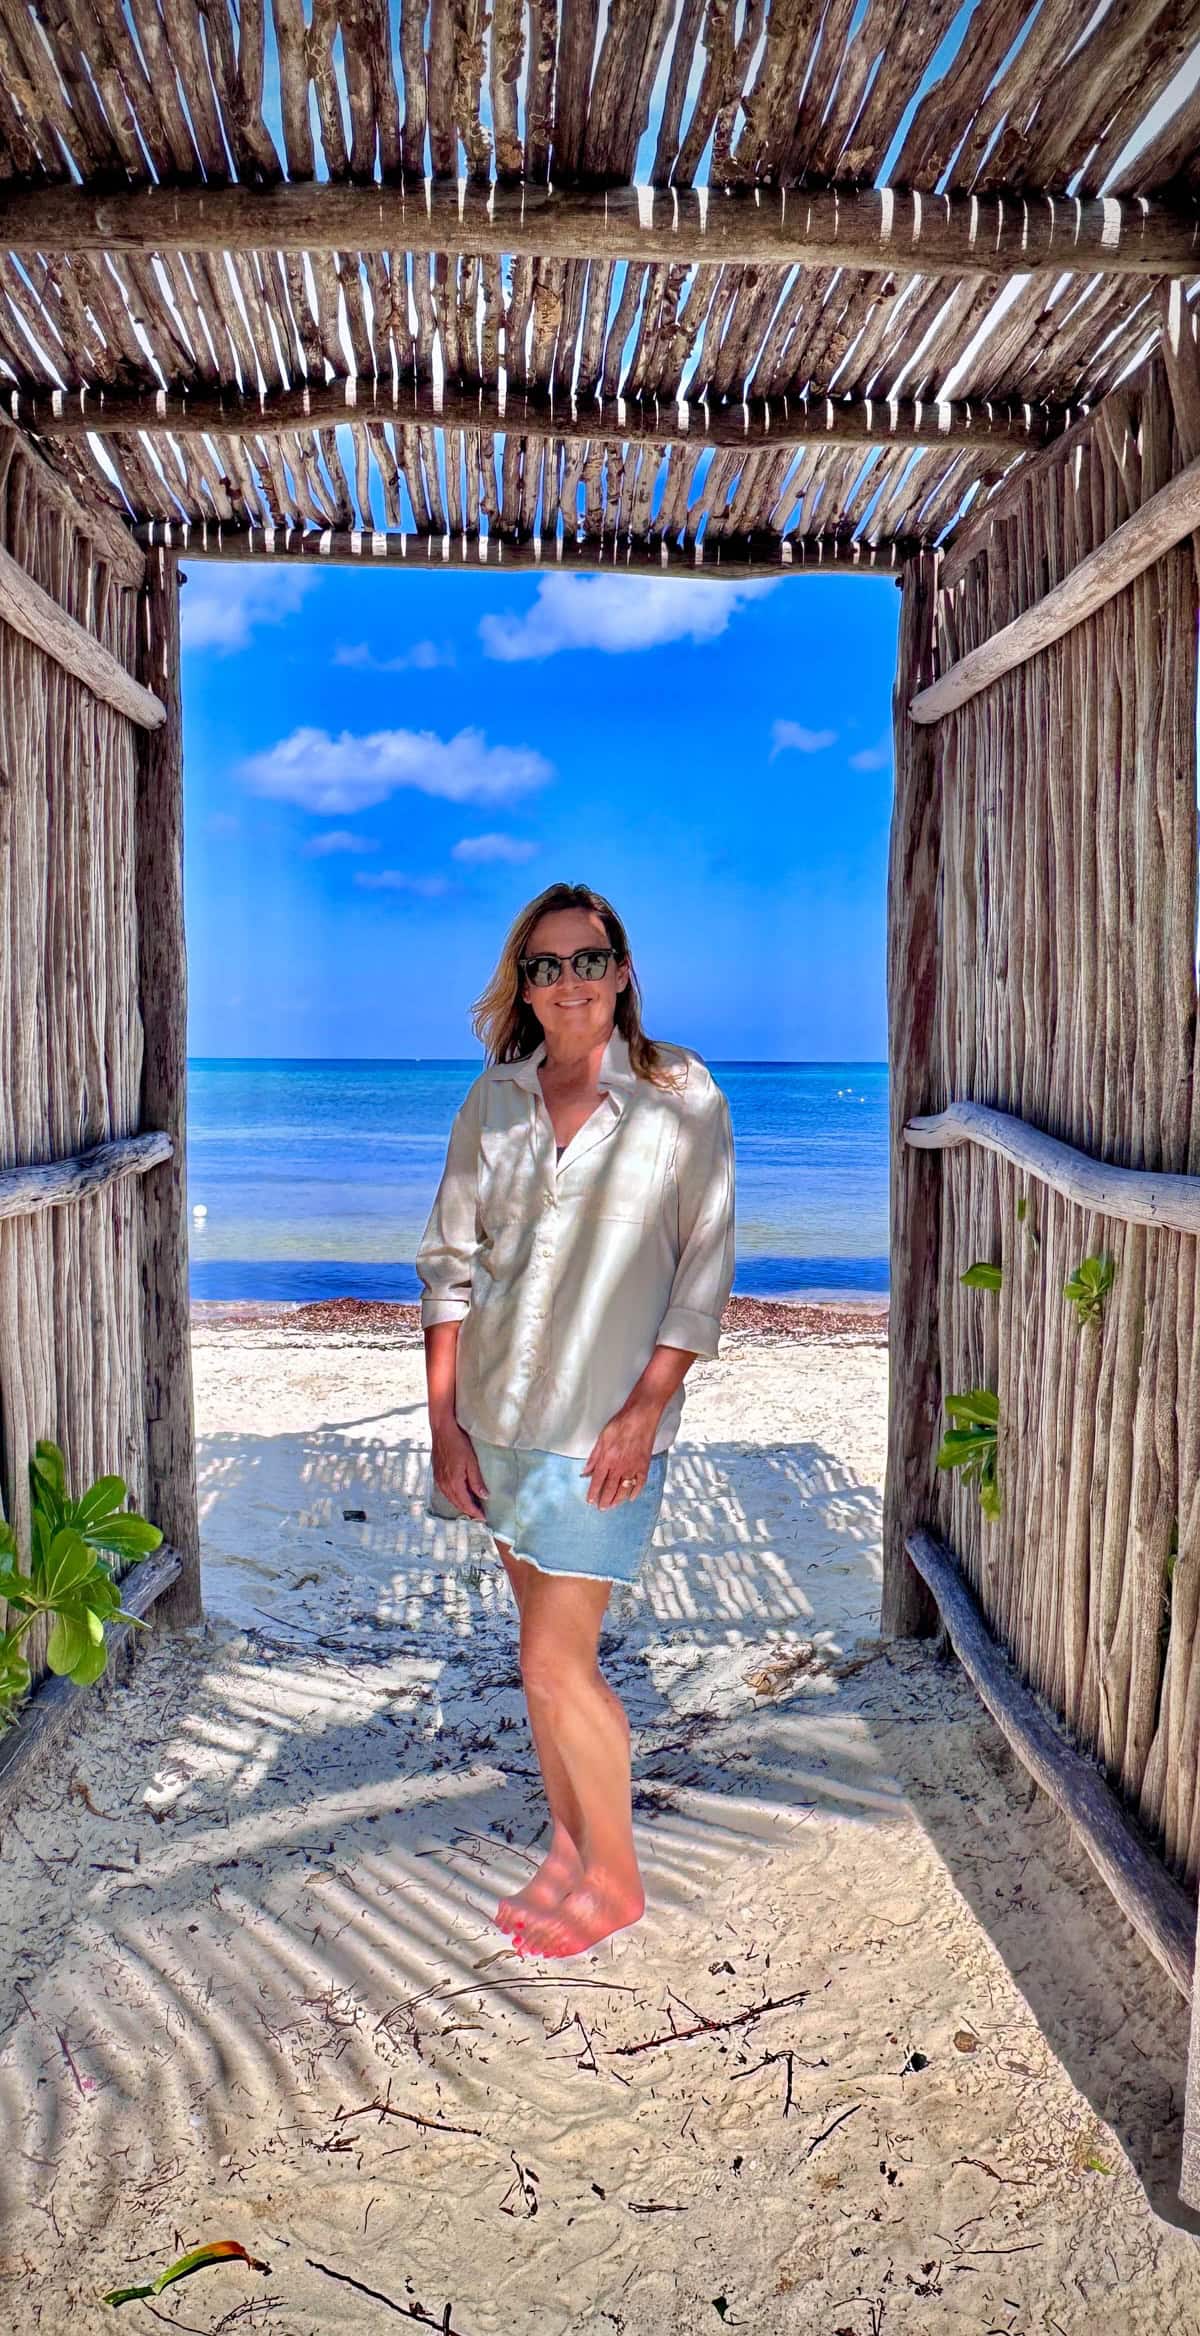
[493, 1544, 586, 1935]
[507, 1566, 645, 1959]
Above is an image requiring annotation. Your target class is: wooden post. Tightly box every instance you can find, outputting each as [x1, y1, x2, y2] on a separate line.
[882, 550, 942, 1638]
[136, 548, 201, 1625]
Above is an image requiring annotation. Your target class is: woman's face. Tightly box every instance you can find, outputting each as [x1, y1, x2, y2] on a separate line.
[520, 907, 629, 1053]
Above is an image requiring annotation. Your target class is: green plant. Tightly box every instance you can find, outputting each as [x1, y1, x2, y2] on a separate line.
[960, 1261, 1003, 1291]
[1017, 1193, 1041, 1252]
[0, 1441, 162, 1724]
[1064, 1253, 1115, 1327]
[936, 1390, 1001, 1522]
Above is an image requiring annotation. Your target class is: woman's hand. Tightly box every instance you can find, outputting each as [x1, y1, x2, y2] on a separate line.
[581, 1394, 660, 1510]
[431, 1415, 490, 1521]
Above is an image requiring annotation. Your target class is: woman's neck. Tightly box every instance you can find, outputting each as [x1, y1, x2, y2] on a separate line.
[539, 1023, 615, 1085]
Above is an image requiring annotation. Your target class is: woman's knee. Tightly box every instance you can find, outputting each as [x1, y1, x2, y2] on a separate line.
[519, 1629, 593, 1713]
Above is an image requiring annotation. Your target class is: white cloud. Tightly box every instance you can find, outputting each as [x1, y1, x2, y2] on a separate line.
[181, 566, 316, 653]
[479, 575, 777, 660]
[239, 725, 553, 815]
[770, 720, 838, 758]
[304, 829, 378, 857]
[334, 638, 453, 672]
[849, 736, 892, 772]
[355, 869, 451, 897]
[452, 833, 539, 864]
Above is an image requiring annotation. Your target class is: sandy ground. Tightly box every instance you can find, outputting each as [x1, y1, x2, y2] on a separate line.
[1, 1318, 1198, 2334]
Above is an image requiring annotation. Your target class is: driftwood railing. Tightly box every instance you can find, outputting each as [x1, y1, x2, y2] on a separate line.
[905, 1102, 1200, 1232]
[907, 1528, 1195, 1998]
[0, 1135, 173, 1222]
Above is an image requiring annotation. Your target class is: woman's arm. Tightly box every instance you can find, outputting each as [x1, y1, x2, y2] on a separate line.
[416, 1083, 490, 1520]
[583, 1082, 736, 1508]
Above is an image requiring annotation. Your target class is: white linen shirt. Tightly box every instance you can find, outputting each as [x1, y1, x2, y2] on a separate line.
[415, 1028, 736, 1460]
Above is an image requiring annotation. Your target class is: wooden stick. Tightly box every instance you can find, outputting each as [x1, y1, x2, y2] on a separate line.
[0, 1545, 182, 1816]
[0, 416, 143, 587]
[882, 551, 942, 1638]
[136, 520, 913, 577]
[0, 541, 164, 729]
[0, 1134, 172, 1222]
[906, 1528, 1195, 2001]
[2, 182, 1197, 277]
[20, 378, 1070, 458]
[135, 550, 201, 1627]
[906, 1099, 1200, 1233]
[912, 452, 1200, 721]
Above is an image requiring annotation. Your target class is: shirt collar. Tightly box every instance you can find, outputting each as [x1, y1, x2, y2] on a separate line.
[491, 1025, 640, 1100]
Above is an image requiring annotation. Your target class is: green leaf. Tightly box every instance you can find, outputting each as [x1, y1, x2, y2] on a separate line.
[0, 1634, 31, 1716]
[83, 1514, 162, 1562]
[38, 1528, 98, 1607]
[1065, 1253, 1115, 1325]
[46, 1612, 91, 1677]
[0, 1519, 16, 1563]
[71, 1476, 128, 1531]
[1016, 1196, 1027, 1223]
[66, 1632, 110, 1687]
[29, 1442, 67, 1531]
[944, 1389, 1000, 1429]
[103, 2239, 271, 2308]
[937, 1427, 995, 1470]
[978, 1469, 1002, 1523]
[960, 1261, 1003, 1291]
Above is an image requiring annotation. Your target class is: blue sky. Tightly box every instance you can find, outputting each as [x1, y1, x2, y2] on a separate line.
[181, 562, 899, 1062]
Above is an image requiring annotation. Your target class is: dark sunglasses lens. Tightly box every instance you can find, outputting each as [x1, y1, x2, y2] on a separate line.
[527, 956, 560, 986]
[574, 951, 610, 978]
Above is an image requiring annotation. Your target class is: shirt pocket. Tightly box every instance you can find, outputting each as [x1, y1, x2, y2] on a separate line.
[477, 1119, 535, 1239]
[572, 1109, 673, 1223]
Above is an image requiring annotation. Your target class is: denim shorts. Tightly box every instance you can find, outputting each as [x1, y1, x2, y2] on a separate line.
[427, 1435, 668, 1585]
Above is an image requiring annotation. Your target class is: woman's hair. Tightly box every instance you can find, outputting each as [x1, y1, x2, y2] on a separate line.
[471, 882, 683, 1088]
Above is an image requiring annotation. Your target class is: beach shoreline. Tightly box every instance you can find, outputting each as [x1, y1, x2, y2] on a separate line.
[189, 1290, 891, 1345]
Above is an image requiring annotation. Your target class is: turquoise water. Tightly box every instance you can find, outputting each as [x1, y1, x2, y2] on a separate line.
[186, 1058, 889, 1305]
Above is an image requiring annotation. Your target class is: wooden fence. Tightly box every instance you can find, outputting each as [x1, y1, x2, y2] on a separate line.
[0, 428, 198, 1700]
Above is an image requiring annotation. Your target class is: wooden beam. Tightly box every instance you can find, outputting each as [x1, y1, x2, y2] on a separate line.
[138, 521, 913, 577]
[17, 378, 1070, 458]
[881, 552, 942, 1640]
[906, 1100, 1200, 1233]
[0, 415, 144, 588]
[0, 540, 164, 727]
[1, 182, 1198, 278]
[136, 549, 201, 1628]
[907, 1527, 1195, 2002]
[0, 1544, 182, 1817]
[0, 1134, 173, 1222]
[912, 452, 1200, 721]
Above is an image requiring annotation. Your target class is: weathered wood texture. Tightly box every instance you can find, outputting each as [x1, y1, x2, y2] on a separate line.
[136, 552, 201, 1629]
[906, 1103, 1200, 1233]
[1, 0, 1197, 561]
[0, 431, 152, 1689]
[929, 349, 1200, 1897]
[21, 379, 1070, 459]
[0, 1543, 182, 1816]
[0, 1135, 173, 1222]
[135, 521, 913, 578]
[0, 541, 164, 729]
[6, 183, 1199, 276]
[882, 551, 942, 1639]
[913, 451, 1200, 723]
[906, 1529, 1196, 2001]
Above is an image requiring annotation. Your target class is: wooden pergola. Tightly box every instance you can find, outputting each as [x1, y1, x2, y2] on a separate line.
[2, 0, 1200, 2208]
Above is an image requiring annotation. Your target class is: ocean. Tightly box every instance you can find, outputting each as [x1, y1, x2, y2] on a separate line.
[186, 1058, 889, 1306]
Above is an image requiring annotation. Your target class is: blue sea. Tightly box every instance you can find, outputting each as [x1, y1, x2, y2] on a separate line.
[186, 1059, 889, 1306]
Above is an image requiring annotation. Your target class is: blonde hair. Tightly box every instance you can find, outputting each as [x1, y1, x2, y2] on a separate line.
[471, 883, 684, 1089]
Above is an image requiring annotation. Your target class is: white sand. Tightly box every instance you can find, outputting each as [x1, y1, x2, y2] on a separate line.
[1, 1323, 1198, 2333]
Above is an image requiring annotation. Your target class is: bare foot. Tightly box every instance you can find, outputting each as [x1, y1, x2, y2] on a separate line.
[515, 1871, 646, 1960]
[495, 1825, 585, 1939]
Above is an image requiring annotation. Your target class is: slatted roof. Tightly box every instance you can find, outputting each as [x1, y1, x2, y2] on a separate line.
[0, 0, 1198, 573]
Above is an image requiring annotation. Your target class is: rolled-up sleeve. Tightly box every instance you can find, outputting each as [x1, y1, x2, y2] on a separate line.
[656, 1084, 736, 1357]
[415, 1079, 485, 1329]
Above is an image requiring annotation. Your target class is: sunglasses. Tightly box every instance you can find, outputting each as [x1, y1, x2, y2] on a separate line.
[520, 947, 619, 988]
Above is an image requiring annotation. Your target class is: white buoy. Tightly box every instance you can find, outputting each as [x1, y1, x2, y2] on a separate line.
[192, 1202, 208, 1218]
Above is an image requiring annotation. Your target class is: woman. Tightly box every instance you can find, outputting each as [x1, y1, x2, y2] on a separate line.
[417, 882, 736, 1960]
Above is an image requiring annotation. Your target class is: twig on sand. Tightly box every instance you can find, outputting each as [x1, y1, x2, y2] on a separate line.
[380, 1973, 637, 2029]
[615, 1989, 808, 2057]
[732, 2048, 796, 2116]
[332, 2090, 482, 2140]
[307, 2259, 471, 2331]
[804, 2102, 862, 2158]
[55, 2027, 88, 2098]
